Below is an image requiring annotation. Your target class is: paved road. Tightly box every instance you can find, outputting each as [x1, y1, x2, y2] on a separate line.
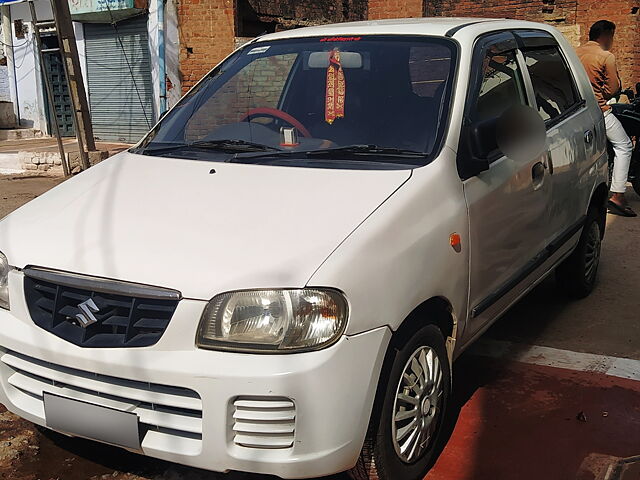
[0, 176, 638, 480]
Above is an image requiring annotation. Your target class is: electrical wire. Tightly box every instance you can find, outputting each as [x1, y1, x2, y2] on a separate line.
[0, 38, 31, 47]
[0, 27, 32, 49]
[104, 4, 152, 128]
[1, 33, 34, 70]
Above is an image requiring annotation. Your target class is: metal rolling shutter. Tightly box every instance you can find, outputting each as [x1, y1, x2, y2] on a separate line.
[84, 15, 154, 143]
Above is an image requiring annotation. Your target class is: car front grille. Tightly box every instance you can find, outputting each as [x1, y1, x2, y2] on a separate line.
[23, 268, 181, 348]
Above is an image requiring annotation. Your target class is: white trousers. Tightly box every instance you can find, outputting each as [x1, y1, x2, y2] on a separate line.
[605, 110, 633, 193]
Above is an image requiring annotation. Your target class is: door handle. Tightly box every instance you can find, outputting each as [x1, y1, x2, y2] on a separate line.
[584, 129, 594, 144]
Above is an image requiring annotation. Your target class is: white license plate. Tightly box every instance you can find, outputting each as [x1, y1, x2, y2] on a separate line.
[44, 392, 141, 450]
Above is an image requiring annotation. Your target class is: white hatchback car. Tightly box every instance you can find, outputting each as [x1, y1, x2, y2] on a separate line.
[0, 17, 608, 480]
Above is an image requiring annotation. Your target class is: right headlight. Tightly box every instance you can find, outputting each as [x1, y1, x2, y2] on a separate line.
[0, 251, 9, 310]
[196, 288, 348, 353]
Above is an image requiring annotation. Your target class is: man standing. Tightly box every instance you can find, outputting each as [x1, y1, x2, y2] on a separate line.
[576, 20, 636, 217]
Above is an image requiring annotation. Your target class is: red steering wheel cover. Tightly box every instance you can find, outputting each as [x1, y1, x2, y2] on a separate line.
[241, 107, 311, 138]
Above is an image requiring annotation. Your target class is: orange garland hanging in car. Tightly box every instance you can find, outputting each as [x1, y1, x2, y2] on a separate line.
[325, 49, 346, 124]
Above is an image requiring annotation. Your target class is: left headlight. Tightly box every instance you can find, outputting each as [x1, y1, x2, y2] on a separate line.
[196, 288, 348, 353]
[0, 251, 9, 310]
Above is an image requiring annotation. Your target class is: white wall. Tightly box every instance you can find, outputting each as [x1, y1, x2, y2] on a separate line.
[147, 0, 160, 121]
[73, 21, 89, 99]
[165, 0, 180, 108]
[1, 5, 19, 122]
[0, 22, 9, 102]
[10, 24, 44, 130]
[5, 0, 171, 135]
[147, 0, 181, 117]
[9, 0, 54, 131]
[0, 66, 10, 102]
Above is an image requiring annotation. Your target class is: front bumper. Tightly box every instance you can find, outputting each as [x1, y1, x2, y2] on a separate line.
[0, 271, 391, 479]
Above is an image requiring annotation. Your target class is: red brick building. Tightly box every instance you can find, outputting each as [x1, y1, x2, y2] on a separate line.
[177, 0, 368, 92]
[370, 0, 640, 87]
[177, 0, 640, 92]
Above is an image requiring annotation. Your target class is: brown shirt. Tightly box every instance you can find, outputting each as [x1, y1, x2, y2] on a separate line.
[575, 41, 621, 112]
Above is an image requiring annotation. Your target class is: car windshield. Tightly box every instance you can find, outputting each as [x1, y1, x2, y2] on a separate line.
[134, 35, 457, 168]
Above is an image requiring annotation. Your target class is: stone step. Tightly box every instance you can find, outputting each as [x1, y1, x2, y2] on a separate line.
[19, 149, 110, 175]
[0, 128, 44, 141]
[0, 153, 24, 175]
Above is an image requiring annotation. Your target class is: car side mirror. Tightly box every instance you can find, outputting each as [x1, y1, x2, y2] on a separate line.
[470, 117, 499, 160]
[459, 117, 497, 178]
[463, 105, 546, 178]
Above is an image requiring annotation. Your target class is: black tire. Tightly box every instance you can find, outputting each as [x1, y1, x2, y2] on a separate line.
[349, 325, 451, 480]
[632, 177, 640, 198]
[555, 208, 603, 299]
[607, 143, 614, 187]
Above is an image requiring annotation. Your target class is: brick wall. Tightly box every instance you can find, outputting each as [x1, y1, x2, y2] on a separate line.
[241, 0, 367, 26]
[369, 0, 424, 19]
[575, 0, 640, 89]
[176, 0, 639, 96]
[177, 0, 236, 93]
[184, 53, 297, 140]
[178, 0, 367, 94]
[371, 0, 640, 87]
[427, 0, 579, 23]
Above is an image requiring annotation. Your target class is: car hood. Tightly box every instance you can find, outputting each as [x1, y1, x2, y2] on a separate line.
[0, 152, 411, 299]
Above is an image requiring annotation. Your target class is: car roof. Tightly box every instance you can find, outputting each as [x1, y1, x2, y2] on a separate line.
[253, 17, 554, 42]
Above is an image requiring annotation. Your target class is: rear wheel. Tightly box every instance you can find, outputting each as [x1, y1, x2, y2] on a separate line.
[556, 208, 603, 298]
[349, 325, 450, 480]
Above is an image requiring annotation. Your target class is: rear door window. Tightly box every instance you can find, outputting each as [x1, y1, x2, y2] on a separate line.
[522, 47, 581, 123]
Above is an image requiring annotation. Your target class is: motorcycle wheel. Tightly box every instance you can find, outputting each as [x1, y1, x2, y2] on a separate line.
[631, 148, 640, 197]
[633, 177, 640, 197]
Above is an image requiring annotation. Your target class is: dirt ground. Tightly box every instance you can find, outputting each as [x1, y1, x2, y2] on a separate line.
[0, 175, 66, 220]
[0, 175, 638, 480]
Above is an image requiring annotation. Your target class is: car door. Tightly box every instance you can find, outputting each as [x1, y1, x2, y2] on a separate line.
[458, 32, 553, 343]
[516, 30, 596, 239]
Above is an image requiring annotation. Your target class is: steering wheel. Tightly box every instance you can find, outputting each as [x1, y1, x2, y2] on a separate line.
[241, 108, 312, 138]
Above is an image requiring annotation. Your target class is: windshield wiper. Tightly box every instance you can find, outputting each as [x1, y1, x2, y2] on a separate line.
[230, 144, 427, 163]
[141, 139, 281, 155]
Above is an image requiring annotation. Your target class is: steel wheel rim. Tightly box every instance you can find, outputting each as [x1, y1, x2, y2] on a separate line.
[391, 346, 444, 464]
[584, 222, 601, 284]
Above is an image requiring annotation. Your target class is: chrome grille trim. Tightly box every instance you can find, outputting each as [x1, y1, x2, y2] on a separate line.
[24, 267, 181, 300]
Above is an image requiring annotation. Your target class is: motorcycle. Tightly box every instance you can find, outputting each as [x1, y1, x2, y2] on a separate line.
[609, 83, 640, 197]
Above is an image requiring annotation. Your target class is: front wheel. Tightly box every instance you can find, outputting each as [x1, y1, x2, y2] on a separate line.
[349, 325, 450, 480]
[555, 208, 603, 298]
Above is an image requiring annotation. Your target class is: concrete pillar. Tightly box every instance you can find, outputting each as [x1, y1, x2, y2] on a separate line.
[1, 5, 19, 126]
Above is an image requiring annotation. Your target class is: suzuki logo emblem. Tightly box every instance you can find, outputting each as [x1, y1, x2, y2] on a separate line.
[75, 298, 99, 328]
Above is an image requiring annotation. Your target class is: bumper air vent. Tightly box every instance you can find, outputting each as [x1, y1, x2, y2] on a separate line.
[233, 397, 296, 449]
